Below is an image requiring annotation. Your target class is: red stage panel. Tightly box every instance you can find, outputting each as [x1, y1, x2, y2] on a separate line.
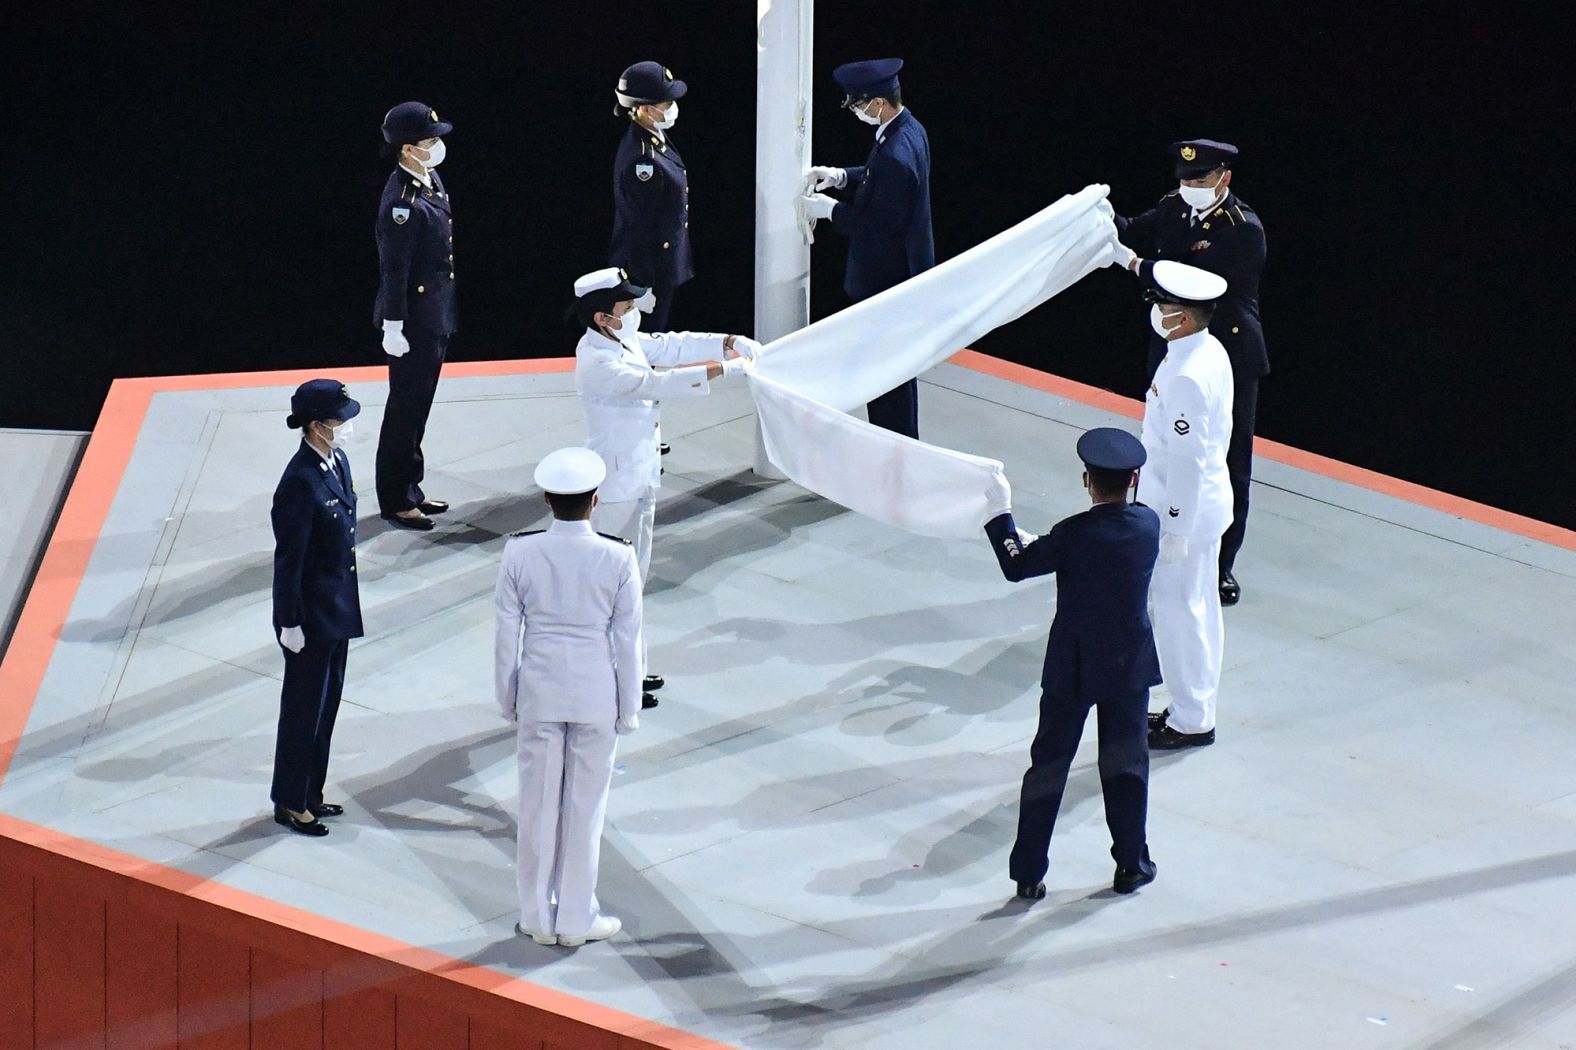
[249, 949, 322, 1050]
[34, 880, 106, 1049]
[395, 995, 469, 1049]
[107, 895, 179, 1050]
[0, 873, 34, 1050]
[176, 924, 250, 1050]
[323, 970, 396, 1050]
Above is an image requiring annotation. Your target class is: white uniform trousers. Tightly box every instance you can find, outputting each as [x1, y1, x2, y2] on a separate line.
[516, 719, 618, 939]
[591, 495, 655, 582]
[1151, 537, 1224, 734]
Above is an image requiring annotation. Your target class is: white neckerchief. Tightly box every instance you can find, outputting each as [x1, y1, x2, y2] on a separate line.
[399, 160, 433, 189]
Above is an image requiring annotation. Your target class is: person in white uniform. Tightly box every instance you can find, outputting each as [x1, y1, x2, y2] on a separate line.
[572, 266, 759, 705]
[1133, 260, 1234, 750]
[494, 447, 643, 947]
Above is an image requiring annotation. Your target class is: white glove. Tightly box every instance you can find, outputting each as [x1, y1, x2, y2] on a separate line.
[801, 192, 837, 222]
[1108, 242, 1138, 271]
[721, 358, 748, 379]
[1016, 527, 1037, 548]
[983, 473, 1012, 521]
[616, 714, 640, 735]
[726, 336, 763, 362]
[1159, 533, 1189, 563]
[635, 289, 657, 313]
[278, 625, 305, 653]
[805, 165, 847, 191]
[381, 320, 410, 358]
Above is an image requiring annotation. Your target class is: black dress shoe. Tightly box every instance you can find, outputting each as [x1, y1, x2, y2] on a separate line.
[1219, 570, 1241, 606]
[1147, 708, 1169, 730]
[418, 500, 450, 515]
[308, 802, 344, 818]
[1015, 881, 1046, 901]
[1148, 724, 1215, 750]
[273, 806, 329, 837]
[644, 674, 665, 692]
[660, 443, 671, 455]
[384, 511, 435, 531]
[1113, 859, 1156, 894]
[642, 692, 659, 709]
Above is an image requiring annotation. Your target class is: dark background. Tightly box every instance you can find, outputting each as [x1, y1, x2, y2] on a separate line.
[8, 2, 1571, 527]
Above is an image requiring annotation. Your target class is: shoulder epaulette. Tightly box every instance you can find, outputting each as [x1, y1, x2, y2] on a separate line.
[597, 531, 633, 545]
[509, 528, 545, 538]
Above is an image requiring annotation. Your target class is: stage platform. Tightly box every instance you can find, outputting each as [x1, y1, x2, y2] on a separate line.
[2, 353, 1575, 1049]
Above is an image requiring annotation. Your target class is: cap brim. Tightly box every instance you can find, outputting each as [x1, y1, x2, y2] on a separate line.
[668, 80, 688, 100]
[337, 398, 362, 421]
[432, 121, 454, 137]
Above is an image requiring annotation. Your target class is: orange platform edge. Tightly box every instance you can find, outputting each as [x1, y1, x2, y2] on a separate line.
[1, 352, 1571, 1049]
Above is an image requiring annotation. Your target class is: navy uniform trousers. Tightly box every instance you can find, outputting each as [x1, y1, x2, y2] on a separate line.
[270, 637, 349, 812]
[376, 327, 448, 514]
[1009, 689, 1151, 884]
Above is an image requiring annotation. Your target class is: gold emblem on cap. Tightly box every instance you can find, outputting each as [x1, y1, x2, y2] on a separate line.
[619, 268, 628, 279]
[430, 109, 439, 121]
[664, 67, 673, 79]
[1180, 145, 1197, 161]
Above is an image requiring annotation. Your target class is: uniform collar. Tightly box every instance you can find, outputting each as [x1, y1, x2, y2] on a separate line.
[876, 107, 906, 143]
[585, 326, 631, 351]
[1164, 329, 1211, 356]
[548, 518, 595, 535]
[1191, 189, 1232, 223]
[398, 161, 433, 189]
[304, 437, 336, 469]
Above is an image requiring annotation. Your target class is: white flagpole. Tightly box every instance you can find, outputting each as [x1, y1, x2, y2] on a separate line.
[751, 0, 813, 478]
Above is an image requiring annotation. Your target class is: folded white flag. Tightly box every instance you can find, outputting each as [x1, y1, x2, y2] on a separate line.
[745, 185, 1123, 537]
[751, 372, 1006, 539]
[753, 185, 1122, 411]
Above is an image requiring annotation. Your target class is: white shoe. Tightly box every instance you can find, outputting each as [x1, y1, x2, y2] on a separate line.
[557, 915, 621, 947]
[514, 922, 557, 946]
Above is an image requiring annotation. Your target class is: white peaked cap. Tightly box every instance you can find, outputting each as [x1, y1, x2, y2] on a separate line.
[533, 447, 607, 495]
[1150, 259, 1228, 302]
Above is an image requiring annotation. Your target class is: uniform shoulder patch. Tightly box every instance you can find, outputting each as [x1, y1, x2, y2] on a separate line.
[1173, 418, 1191, 436]
[509, 529, 545, 538]
[597, 531, 633, 545]
[391, 206, 410, 225]
[634, 162, 654, 182]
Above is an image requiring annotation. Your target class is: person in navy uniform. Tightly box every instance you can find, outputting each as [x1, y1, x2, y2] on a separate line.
[801, 57, 935, 439]
[270, 380, 365, 837]
[611, 61, 692, 332]
[1111, 139, 1267, 606]
[981, 428, 1161, 898]
[374, 100, 456, 532]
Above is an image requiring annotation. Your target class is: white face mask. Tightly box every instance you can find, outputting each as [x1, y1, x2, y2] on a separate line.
[608, 307, 641, 342]
[325, 420, 354, 448]
[1150, 304, 1186, 339]
[412, 139, 445, 168]
[853, 100, 882, 126]
[651, 102, 678, 129]
[1178, 171, 1225, 211]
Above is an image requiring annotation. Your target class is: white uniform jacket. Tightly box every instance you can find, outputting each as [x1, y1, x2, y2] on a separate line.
[494, 519, 644, 724]
[1138, 328, 1235, 544]
[574, 327, 728, 503]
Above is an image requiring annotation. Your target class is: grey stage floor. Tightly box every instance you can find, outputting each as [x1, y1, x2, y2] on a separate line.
[3, 362, 1575, 1049]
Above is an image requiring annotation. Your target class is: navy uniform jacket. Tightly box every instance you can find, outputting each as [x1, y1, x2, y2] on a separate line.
[373, 167, 457, 334]
[830, 109, 935, 301]
[271, 443, 364, 641]
[610, 122, 693, 291]
[985, 503, 1162, 701]
[1117, 191, 1267, 379]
